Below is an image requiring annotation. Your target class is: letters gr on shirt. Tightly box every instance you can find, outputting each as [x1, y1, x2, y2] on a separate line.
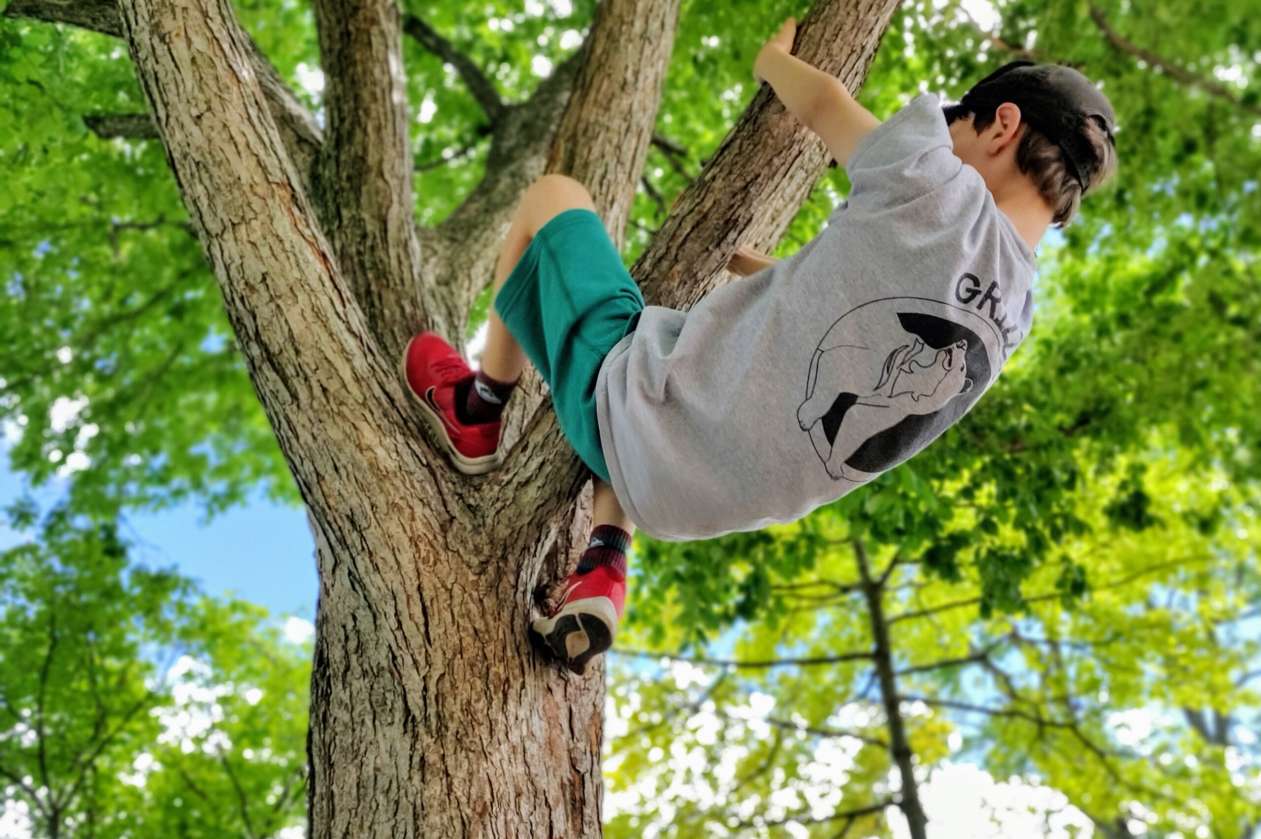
[954, 272, 1024, 356]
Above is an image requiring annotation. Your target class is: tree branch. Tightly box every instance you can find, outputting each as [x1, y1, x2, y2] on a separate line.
[117, 0, 446, 553]
[35, 614, 58, 807]
[83, 111, 156, 139]
[312, 0, 425, 356]
[6, 0, 324, 180]
[1088, 5, 1261, 118]
[713, 707, 889, 749]
[615, 647, 875, 669]
[544, 0, 682, 248]
[4, 0, 120, 35]
[219, 754, 259, 839]
[402, 13, 504, 122]
[727, 797, 895, 833]
[856, 538, 928, 839]
[894, 638, 1007, 678]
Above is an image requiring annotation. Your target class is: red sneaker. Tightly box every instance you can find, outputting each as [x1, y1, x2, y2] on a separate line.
[401, 332, 502, 475]
[530, 564, 626, 675]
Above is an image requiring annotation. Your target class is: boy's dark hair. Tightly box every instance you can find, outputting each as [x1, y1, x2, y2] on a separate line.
[944, 62, 1118, 227]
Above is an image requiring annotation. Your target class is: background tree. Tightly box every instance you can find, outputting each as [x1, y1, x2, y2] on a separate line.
[0, 514, 310, 838]
[1, 0, 1258, 835]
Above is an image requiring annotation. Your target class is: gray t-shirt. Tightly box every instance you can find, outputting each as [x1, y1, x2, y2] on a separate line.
[595, 93, 1037, 541]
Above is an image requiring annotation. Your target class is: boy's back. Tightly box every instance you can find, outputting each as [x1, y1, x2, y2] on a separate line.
[596, 93, 1037, 540]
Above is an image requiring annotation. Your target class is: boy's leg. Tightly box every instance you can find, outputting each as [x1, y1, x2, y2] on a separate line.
[531, 480, 634, 674]
[402, 174, 598, 472]
[592, 479, 634, 534]
[480, 174, 598, 383]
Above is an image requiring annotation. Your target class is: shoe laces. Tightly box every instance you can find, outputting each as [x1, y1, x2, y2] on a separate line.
[431, 356, 470, 383]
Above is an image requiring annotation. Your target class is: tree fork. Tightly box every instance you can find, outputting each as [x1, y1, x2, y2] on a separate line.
[91, 0, 909, 833]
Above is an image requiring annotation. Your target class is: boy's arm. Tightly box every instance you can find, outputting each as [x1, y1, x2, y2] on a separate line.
[753, 18, 881, 167]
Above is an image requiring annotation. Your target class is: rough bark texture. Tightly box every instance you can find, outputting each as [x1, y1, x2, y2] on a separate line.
[545, 0, 682, 247]
[312, 0, 424, 357]
[116, 0, 604, 835]
[51, 0, 904, 833]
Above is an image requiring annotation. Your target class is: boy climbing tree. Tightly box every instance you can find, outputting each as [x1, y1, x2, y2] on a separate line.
[402, 17, 1118, 673]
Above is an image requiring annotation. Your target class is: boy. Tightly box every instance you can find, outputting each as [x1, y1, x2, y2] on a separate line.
[403, 19, 1118, 673]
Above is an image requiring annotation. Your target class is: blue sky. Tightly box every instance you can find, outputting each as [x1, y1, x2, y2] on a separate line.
[0, 442, 318, 619]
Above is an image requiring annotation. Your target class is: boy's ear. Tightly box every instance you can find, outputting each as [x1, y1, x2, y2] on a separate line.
[985, 102, 1025, 155]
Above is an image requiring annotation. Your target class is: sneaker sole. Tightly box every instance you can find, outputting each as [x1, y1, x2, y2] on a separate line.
[400, 337, 502, 476]
[529, 596, 618, 675]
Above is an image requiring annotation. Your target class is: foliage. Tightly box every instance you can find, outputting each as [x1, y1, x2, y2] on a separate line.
[0, 513, 310, 838]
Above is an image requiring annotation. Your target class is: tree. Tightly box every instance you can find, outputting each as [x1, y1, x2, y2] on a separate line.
[1, 0, 906, 833]
[2, 0, 1258, 835]
[0, 514, 310, 838]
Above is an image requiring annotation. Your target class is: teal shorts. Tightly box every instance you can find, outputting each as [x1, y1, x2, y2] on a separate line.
[493, 208, 645, 482]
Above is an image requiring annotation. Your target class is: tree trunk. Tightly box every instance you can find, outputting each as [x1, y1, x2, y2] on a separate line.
[104, 0, 902, 833]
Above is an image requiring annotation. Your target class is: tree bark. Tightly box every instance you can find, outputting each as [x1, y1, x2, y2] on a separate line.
[98, 0, 904, 834]
[311, 0, 424, 356]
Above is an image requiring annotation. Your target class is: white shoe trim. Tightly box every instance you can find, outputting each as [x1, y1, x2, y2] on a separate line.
[532, 596, 619, 638]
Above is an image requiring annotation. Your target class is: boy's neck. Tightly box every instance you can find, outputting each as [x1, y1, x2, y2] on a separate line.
[991, 181, 1054, 253]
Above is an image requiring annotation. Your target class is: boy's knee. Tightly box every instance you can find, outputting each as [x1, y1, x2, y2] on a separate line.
[531, 173, 590, 199]
[523, 175, 596, 231]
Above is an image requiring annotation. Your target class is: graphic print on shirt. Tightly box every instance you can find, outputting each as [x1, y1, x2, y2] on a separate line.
[798, 293, 1005, 482]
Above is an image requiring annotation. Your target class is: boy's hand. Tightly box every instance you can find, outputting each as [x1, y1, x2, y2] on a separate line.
[752, 15, 881, 167]
[727, 245, 779, 277]
[754, 18, 796, 83]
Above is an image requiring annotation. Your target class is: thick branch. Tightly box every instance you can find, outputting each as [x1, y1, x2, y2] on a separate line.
[117, 0, 443, 548]
[4, 0, 120, 34]
[312, 0, 425, 356]
[1089, 5, 1261, 118]
[402, 13, 504, 122]
[544, 0, 682, 248]
[635, 0, 900, 309]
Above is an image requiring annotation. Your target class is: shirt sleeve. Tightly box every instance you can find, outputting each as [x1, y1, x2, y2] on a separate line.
[844, 92, 964, 210]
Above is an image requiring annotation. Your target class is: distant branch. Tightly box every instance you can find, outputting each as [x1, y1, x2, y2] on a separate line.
[83, 111, 157, 139]
[4, 0, 122, 36]
[727, 797, 895, 833]
[220, 754, 259, 839]
[714, 708, 889, 749]
[1088, 5, 1261, 118]
[895, 638, 1007, 678]
[414, 135, 487, 171]
[402, 13, 505, 122]
[7, 0, 324, 179]
[614, 647, 875, 670]
[857, 538, 928, 839]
